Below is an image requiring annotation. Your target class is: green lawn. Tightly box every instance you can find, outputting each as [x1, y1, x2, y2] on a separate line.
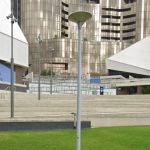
[0, 126, 150, 150]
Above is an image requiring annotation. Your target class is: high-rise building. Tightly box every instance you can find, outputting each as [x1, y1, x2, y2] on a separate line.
[14, 0, 150, 76]
[13, 0, 21, 26]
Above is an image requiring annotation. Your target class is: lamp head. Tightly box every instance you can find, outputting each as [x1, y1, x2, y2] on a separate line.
[6, 14, 12, 19]
[69, 11, 92, 23]
[6, 14, 18, 22]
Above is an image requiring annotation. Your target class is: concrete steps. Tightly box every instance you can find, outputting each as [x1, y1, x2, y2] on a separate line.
[1, 91, 150, 127]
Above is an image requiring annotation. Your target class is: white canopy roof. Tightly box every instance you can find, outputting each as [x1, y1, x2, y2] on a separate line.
[0, 0, 27, 43]
[0, 0, 28, 67]
[107, 36, 150, 76]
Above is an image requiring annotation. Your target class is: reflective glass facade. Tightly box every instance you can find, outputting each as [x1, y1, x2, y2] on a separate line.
[20, 0, 150, 75]
[21, 0, 61, 73]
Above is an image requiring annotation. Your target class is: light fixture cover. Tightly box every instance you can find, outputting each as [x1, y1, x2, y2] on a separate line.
[69, 11, 92, 23]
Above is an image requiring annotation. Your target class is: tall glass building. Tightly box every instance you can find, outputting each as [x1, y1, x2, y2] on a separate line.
[14, 0, 150, 75]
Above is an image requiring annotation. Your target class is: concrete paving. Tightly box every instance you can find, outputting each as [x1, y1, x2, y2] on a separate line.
[0, 91, 150, 127]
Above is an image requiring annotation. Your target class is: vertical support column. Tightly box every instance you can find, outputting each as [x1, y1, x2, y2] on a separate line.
[11, 0, 14, 118]
[76, 21, 83, 150]
[37, 34, 42, 100]
[38, 62, 41, 100]
[50, 52, 53, 95]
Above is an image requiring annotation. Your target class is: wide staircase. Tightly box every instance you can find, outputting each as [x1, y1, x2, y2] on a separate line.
[0, 91, 150, 127]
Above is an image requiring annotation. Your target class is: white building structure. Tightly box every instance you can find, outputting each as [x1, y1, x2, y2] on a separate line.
[0, 0, 28, 84]
[107, 36, 150, 76]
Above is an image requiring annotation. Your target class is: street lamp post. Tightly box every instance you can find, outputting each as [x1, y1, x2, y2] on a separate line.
[37, 34, 42, 100]
[69, 9, 92, 150]
[7, 0, 17, 118]
[49, 48, 54, 95]
[38, 61, 41, 100]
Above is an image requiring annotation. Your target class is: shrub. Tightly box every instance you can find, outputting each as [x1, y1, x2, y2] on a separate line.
[41, 69, 55, 76]
[142, 85, 150, 94]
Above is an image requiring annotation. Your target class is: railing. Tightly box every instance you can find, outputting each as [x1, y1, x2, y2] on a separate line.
[27, 74, 150, 95]
[27, 74, 116, 95]
[0, 86, 10, 100]
[0, 86, 17, 100]
[29, 79, 111, 95]
[0, 92, 6, 100]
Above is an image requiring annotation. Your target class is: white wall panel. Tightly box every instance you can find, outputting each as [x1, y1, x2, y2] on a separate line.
[0, 0, 28, 43]
[0, 33, 28, 67]
[0, 0, 28, 68]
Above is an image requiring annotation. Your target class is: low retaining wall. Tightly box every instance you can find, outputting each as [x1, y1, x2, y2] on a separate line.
[0, 121, 91, 131]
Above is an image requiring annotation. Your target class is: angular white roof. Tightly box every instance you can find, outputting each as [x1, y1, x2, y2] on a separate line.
[107, 36, 150, 76]
[0, 0, 27, 43]
[0, 0, 28, 67]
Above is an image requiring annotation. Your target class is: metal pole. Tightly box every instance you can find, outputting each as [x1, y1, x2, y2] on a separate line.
[10, 0, 14, 118]
[37, 34, 42, 100]
[17, 0, 18, 20]
[38, 65, 41, 100]
[76, 22, 83, 150]
[50, 51, 52, 95]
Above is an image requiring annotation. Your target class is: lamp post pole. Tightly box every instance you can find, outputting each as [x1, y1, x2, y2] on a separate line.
[68, 10, 92, 150]
[37, 34, 42, 100]
[11, 1, 14, 118]
[50, 51, 53, 95]
[49, 48, 54, 95]
[76, 21, 83, 150]
[38, 62, 41, 100]
[7, 0, 17, 118]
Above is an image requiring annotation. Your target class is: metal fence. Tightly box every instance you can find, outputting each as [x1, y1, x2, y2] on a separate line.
[27, 74, 115, 95]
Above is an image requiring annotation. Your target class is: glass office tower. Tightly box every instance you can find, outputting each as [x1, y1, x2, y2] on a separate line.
[19, 0, 150, 75]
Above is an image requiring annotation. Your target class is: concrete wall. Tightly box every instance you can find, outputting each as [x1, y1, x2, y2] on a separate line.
[0, 121, 91, 131]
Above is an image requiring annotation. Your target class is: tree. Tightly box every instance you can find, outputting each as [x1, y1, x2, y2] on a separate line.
[41, 69, 55, 76]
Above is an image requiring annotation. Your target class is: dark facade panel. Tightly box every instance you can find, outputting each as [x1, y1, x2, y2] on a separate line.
[124, 0, 137, 4]
[123, 28, 136, 33]
[62, 17, 68, 22]
[123, 14, 136, 19]
[102, 22, 120, 26]
[62, 10, 69, 15]
[102, 7, 131, 12]
[102, 15, 121, 19]
[123, 36, 135, 40]
[87, 0, 100, 4]
[101, 37, 120, 40]
[13, 0, 21, 26]
[61, 32, 68, 37]
[61, 24, 69, 30]
[101, 29, 120, 33]
[123, 21, 136, 26]
[109, 69, 148, 78]
[62, 1, 69, 7]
